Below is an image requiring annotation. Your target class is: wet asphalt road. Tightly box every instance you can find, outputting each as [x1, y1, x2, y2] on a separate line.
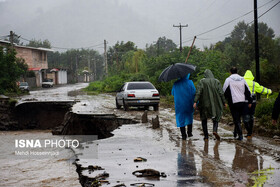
[11, 83, 280, 186]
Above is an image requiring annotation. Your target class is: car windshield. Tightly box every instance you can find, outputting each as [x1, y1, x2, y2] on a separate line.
[127, 83, 155, 90]
[20, 82, 28, 86]
[43, 79, 53, 82]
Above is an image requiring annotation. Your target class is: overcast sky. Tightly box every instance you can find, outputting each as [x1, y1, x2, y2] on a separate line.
[0, 0, 279, 53]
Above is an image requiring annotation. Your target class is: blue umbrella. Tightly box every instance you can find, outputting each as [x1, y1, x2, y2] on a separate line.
[158, 63, 196, 82]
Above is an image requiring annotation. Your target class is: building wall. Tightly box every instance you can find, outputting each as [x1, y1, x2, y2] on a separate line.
[34, 71, 42, 87]
[15, 47, 48, 69]
[46, 70, 67, 85]
[26, 77, 36, 88]
[46, 73, 55, 82]
[58, 70, 67, 84]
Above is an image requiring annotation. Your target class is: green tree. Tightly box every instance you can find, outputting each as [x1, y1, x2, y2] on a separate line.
[124, 49, 146, 73]
[107, 41, 137, 75]
[0, 47, 27, 93]
[26, 39, 51, 48]
[145, 36, 177, 57]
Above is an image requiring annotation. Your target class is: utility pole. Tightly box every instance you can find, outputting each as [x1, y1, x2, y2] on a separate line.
[76, 55, 78, 83]
[94, 59, 96, 81]
[9, 31, 14, 48]
[185, 36, 197, 63]
[254, 0, 260, 85]
[104, 40, 108, 76]
[87, 56, 91, 72]
[157, 41, 160, 56]
[173, 23, 188, 52]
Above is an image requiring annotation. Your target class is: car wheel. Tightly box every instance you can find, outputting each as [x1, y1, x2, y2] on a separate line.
[153, 104, 159, 111]
[116, 98, 121, 109]
[123, 99, 129, 111]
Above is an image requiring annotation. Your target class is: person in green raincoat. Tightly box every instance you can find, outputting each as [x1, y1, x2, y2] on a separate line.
[193, 69, 226, 140]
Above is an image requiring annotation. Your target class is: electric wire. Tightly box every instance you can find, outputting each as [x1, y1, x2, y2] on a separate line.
[248, 0, 280, 25]
[182, 0, 277, 44]
[19, 35, 103, 50]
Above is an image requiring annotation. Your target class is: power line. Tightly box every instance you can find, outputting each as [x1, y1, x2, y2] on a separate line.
[18, 35, 104, 50]
[188, 0, 218, 24]
[0, 35, 9, 39]
[182, 0, 277, 44]
[249, 0, 280, 24]
[195, 0, 275, 37]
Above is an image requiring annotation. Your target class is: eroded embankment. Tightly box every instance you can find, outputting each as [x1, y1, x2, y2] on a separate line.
[0, 101, 18, 130]
[53, 112, 138, 138]
[15, 101, 75, 129]
[13, 101, 138, 137]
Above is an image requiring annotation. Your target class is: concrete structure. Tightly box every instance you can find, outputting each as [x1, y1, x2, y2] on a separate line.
[0, 40, 53, 87]
[48, 68, 67, 85]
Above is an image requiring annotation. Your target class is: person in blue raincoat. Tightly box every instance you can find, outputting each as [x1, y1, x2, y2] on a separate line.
[172, 74, 196, 140]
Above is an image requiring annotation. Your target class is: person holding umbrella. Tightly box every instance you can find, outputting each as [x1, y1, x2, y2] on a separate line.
[172, 73, 196, 140]
[158, 63, 197, 140]
[193, 69, 226, 141]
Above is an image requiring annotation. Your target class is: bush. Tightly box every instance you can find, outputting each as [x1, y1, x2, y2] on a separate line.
[8, 98, 17, 107]
[86, 73, 131, 93]
[254, 96, 279, 135]
[255, 98, 275, 118]
[129, 73, 148, 81]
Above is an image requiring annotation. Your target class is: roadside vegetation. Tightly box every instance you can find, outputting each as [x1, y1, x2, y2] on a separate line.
[85, 21, 280, 135]
[0, 47, 28, 95]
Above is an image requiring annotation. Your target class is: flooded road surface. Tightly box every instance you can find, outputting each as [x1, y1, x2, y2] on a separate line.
[1, 83, 280, 186]
[0, 130, 80, 187]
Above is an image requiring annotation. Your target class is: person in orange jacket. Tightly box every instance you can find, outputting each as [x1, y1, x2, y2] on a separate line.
[243, 70, 272, 138]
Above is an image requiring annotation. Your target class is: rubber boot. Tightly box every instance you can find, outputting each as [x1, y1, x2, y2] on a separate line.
[202, 120, 208, 140]
[187, 124, 193, 137]
[233, 125, 237, 138]
[244, 121, 250, 137]
[213, 121, 220, 141]
[243, 114, 251, 138]
[180, 126, 187, 140]
[248, 117, 254, 137]
[236, 123, 243, 140]
[245, 121, 253, 139]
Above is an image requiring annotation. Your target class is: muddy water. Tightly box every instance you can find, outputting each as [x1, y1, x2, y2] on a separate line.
[3, 83, 280, 186]
[17, 83, 89, 103]
[0, 130, 80, 187]
[0, 84, 89, 187]
[76, 124, 209, 186]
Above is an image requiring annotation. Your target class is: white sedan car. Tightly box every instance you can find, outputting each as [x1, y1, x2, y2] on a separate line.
[116, 82, 160, 111]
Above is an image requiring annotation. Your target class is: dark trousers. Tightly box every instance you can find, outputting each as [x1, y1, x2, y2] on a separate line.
[180, 124, 192, 139]
[201, 119, 218, 139]
[245, 102, 256, 136]
[229, 102, 250, 138]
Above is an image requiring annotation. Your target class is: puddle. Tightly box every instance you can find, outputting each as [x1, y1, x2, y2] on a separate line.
[74, 124, 209, 187]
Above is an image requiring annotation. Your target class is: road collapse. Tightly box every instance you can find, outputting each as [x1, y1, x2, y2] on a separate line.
[12, 101, 138, 138]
